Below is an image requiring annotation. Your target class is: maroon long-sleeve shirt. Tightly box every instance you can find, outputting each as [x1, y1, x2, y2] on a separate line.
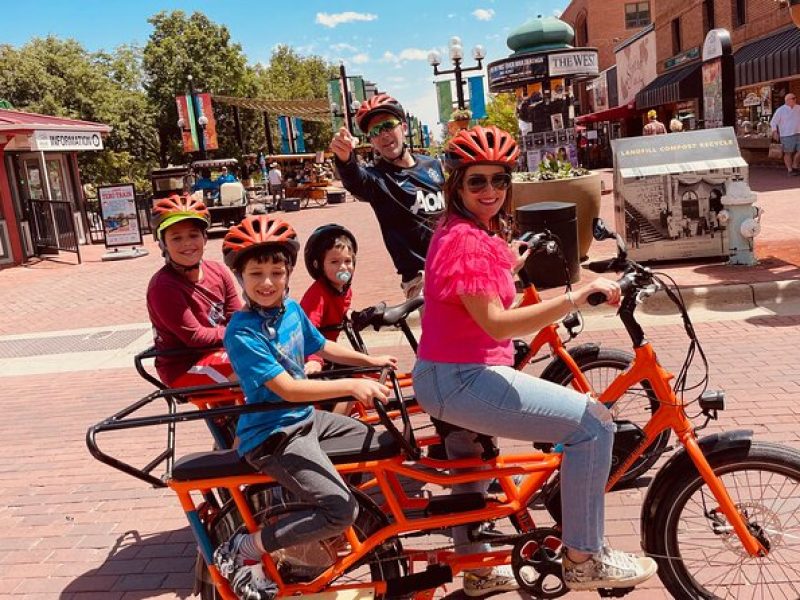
[146, 260, 242, 385]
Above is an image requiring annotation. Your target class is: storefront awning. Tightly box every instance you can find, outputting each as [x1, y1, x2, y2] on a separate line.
[635, 63, 702, 110]
[0, 108, 111, 135]
[619, 156, 747, 179]
[576, 102, 638, 125]
[212, 96, 331, 123]
[735, 25, 800, 88]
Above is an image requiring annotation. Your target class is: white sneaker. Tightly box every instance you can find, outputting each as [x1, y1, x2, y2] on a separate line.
[562, 545, 657, 591]
[213, 533, 278, 600]
[463, 564, 520, 597]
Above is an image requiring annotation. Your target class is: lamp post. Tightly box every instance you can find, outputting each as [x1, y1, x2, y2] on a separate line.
[330, 63, 362, 135]
[406, 113, 415, 152]
[428, 37, 486, 110]
[177, 75, 208, 159]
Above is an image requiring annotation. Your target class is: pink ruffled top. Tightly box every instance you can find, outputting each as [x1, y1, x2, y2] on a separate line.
[418, 217, 516, 365]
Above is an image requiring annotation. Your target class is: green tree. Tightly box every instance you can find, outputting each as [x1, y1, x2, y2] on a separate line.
[0, 37, 158, 190]
[481, 92, 519, 136]
[251, 45, 338, 153]
[143, 10, 254, 165]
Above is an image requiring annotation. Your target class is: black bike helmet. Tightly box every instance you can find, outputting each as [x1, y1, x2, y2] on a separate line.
[304, 224, 358, 280]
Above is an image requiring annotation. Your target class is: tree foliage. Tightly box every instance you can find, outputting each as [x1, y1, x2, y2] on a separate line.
[481, 92, 519, 137]
[0, 36, 158, 190]
[143, 10, 254, 165]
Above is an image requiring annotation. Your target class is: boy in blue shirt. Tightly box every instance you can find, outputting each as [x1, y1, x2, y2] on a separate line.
[213, 215, 396, 600]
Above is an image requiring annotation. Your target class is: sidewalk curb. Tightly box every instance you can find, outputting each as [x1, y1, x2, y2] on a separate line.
[642, 278, 800, 312]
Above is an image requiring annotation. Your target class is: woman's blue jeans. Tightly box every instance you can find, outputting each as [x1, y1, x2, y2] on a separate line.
[412, 360, 615, 555]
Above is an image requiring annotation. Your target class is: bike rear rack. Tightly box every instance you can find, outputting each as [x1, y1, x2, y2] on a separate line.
[87, 367, 414, 487]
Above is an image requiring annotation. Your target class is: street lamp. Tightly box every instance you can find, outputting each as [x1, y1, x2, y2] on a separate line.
[428, 37, 486, 110]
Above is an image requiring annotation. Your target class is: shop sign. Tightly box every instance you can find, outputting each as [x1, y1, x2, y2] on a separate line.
[742, 92, 761, 107]
[30, 130, 103, 152]
[97, 183, 143, 248]
[487, 54, 547, 92]
[548, 50, 599, 77]
[702, 29, 732, 61]
[664, 47, 700, 71]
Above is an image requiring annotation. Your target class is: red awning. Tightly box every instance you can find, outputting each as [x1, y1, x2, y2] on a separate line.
[576, 102, 638, 125]
[0, 108, 111, 134]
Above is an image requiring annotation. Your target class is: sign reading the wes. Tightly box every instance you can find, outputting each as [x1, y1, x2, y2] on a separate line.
[548, 51, 599, 77]
[31, 130, 104, 152]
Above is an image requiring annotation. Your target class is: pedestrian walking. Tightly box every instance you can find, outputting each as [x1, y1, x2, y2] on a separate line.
[770, 92, 800, 175]
[643, 110, 667, 136]
[268, 162, 284, 201]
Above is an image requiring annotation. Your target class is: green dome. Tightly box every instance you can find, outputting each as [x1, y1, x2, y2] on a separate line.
[507, 16, 575, 55]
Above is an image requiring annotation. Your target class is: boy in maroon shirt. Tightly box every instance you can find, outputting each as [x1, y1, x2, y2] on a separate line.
[146, 193, 242, 386]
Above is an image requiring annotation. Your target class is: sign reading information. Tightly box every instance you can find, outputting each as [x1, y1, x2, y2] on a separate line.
[30, 130, 103, 152]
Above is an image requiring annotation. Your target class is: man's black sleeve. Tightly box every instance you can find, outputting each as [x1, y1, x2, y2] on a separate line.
[335, 155, 380, 203]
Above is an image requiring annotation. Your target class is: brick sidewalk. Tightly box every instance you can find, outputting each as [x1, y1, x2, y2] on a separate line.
[1, 315, 799, 599]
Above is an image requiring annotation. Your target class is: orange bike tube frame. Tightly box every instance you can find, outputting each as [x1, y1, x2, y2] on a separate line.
[169, 450, 563, 597]
[598, 343, 766, 556]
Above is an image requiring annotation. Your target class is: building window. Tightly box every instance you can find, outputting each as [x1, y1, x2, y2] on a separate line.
[625, 2, 651, 28]
[732, 0, 746, 27]
[672, 18, 682, 54]
[703, 0, 715, 34]
[576, 15, 589, 46]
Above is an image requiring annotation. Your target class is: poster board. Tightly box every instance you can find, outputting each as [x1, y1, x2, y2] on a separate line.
[611, 128, 746, 261]
[97, 184, 143, 248]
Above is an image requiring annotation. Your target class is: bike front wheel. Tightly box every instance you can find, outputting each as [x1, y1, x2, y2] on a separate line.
[646, 441, 800, 599]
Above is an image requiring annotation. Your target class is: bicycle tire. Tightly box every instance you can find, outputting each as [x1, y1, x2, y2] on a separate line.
[538, 344, 669, 484]
[644, 441, 800, 599]
[199, 486, 406, 599]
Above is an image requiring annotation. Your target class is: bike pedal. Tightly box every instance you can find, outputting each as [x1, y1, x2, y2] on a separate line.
[597, 586, 635, 597]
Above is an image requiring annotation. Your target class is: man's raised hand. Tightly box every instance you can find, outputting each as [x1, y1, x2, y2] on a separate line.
[330, 127, 358, 162]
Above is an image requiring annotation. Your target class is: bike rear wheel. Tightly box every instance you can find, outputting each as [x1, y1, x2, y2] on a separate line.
[539, 345, 668, 484]
[199, 486, 406, 599]
[646, 441, 800, 599]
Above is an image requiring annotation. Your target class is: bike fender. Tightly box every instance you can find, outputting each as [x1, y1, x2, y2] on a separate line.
[538, 343, 601, 382]
[640, 429, 753, 547]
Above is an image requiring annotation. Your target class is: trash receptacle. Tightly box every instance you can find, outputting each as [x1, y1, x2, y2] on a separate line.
[281, 197, 301, 212]
[516, 201, 580, 289]
[327, 190, 346, 204]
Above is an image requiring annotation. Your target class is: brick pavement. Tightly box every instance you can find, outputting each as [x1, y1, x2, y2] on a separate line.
[2, 314, 800, 599]
[1, 166, 799, 598]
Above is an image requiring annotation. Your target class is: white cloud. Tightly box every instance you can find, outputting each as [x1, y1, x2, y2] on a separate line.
[331, 42, 358, 52]
[472, 8, 495, 21]
[316, 11, 377, 28]
[447, 13, 456, 18]
[382, 48, 434, 64]
[350, 53, 370, 64]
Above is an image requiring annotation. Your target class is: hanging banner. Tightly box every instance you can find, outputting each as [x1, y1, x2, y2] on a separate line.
[468, 76, 487, 120]
[97, 184, 143, 248]
[436, 80, 454, 124]
[422, 124, 430, 148]
[278, 116, 291, 154]
[294, 118, 305, 153]
[176, 93, 218, 153]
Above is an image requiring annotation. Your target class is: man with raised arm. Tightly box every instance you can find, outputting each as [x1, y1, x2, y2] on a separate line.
[330, 94, 445, 300]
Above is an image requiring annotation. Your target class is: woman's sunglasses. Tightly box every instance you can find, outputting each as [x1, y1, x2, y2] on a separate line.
[367, 118, 402, 138]
[465, 173, 512, 193]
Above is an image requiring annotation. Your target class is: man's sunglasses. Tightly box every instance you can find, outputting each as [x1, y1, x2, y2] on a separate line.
[367, 118, 402, 138]
[465, 173, 512, 193]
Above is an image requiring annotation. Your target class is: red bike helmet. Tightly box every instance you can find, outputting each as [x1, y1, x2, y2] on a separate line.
[222, 216, 300, 270]
[304, 224, 358, 280]
[355, 93, 406, 134]
[444, 125, 520, 173]
[152, 193, 210, 240]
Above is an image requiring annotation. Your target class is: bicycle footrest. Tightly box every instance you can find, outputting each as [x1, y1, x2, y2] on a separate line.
[385, 564, 453, 597]
[425, 492, 486, 516]
[598, 586, 635, 597]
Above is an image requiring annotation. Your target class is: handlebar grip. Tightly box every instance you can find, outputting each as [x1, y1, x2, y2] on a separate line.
[587, 274, 636, 306]
[587, 291, 607, 306]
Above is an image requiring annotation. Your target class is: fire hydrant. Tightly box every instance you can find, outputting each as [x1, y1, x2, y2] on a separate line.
[719, 178, 762, 266]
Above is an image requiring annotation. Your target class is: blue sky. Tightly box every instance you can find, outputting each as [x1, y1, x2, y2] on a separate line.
[4, 1, 568, 134]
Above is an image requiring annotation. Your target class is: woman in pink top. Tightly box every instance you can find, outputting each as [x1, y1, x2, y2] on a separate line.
[412, 126, 656, 595]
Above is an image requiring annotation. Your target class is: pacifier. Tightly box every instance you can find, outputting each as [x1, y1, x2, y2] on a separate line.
[336, 271, 352, 283]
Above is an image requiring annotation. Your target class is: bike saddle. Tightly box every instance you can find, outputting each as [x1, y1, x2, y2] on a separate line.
[171, 428, 401, 481]
[351, 296, 424, 331]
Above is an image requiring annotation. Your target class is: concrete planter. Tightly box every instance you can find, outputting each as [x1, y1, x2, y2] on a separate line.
[511, 171, 602, 259]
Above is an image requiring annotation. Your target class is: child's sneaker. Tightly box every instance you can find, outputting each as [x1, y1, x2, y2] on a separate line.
[562, 545, 657, 591]
[463, 564, 520, 597]
[213, 533, 278, 600]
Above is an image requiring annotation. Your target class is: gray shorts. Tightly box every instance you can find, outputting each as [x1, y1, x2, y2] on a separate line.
[781, 134, 800, 153]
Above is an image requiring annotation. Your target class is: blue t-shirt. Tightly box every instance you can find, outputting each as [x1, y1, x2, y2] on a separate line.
[224, 299, 326, 455]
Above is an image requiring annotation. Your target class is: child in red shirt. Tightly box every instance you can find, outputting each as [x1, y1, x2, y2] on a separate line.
[300, 224, 358, 383]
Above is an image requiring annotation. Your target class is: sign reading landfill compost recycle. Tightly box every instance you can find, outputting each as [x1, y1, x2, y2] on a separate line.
[97, 184, 143, 248]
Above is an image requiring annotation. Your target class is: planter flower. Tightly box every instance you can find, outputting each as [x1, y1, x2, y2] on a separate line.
[512, 161, 601, 260]
[448, 109, 472, 134]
